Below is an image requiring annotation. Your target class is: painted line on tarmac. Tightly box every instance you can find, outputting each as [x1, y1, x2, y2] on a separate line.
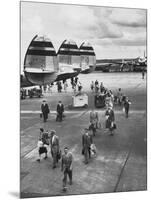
[21, 110, 146, 114]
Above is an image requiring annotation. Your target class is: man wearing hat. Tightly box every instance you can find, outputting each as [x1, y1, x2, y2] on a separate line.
[82, 128, 93, 164]
[105, 106, 115, 136]
[123, 97, 131, 118]
[41, 100, 50, 122]
[56, 101, 64, 122]
[61, 147, 73, 192]
[50, 130, 60, 169]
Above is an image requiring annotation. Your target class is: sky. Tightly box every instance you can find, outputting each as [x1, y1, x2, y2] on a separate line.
[21, 1, 147, 67]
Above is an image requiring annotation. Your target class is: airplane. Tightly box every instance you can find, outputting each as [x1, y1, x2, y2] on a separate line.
[95, 59, 134, 72]
[21, 36, 82, 87]
[22, 35, 58, 87]
[130, 51, 147, 71]
[79, 42, 96, 73]
[96, 50, 147, 72]
[55, 39, 81, 81]
[134, 51, 147, 66]
[21, 35, 97, 88]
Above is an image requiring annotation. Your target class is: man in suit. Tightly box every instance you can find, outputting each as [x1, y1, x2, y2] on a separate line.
[56, 101, 64, 122]
[123, 97, 131, 118]
[50, 130, 60, 169]
[41, 100, 49, 122]
[82, 128, 92, 164]
[61, 147, 73, 192]
[89, 109, 99, 136]
[117, 88, 123, 106]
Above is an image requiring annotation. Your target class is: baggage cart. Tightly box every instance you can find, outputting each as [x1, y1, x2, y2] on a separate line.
[72, 93, 88, 108]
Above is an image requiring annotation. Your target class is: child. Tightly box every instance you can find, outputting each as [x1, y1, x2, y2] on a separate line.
[37, 138, 48, 162]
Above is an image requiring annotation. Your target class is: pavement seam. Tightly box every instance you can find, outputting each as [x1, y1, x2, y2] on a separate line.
[113, 140, 134, 192]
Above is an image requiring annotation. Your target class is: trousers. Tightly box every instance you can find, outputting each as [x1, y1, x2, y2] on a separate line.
[63, 168, 72, 187]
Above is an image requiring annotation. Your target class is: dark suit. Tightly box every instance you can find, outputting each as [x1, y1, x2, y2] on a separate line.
[82, 132, 92, 164]
[61, 152, 73, 188]
[41, 103, 49, 122]
[56, 103, 64, 122]
[124, 100, 130, 118]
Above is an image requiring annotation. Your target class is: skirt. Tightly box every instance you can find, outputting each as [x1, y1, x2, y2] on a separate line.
[39, 146, 47, 155]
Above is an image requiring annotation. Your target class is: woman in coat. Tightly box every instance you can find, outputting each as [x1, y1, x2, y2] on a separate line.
[105, 106, 115, 136]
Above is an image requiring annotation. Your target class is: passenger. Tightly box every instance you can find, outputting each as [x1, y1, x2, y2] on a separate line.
[48, 84, 52, 93]
[105, 106, 115, 136]
[64, 80, 68, 93]
[105, 91, 114, 109]
[90, 81, 95, 92]
[72, 80, 76, 90]
[43, 85, 47, 93]
[75, 76, 78, 85]
[56, 81, 62, 93]
[61, 147, 73, 192]
[58, 81, 62, 93]
[37, 129, 48, 162]
[50, 130, 60, 169]
[117, 88, 123, 105]
[95, 80, 99, 86]
[78, 81, 82, 92]
[89, 109, 99, 136]
[72, 81, 76, 94]
[71, 77, 74, 86]
[95, 84, 99, 94]
[41, 100, 50, 122]
[100, 82, 104, 93]
[41, 130, 50, 145]
[56, 101, 64, 122]
[82, 128, 92, 164]
[39, 86, 42, 94]
[123, 97, 131, 118]
[142, 69, 145, 79]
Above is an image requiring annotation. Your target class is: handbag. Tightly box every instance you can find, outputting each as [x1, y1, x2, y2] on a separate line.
[113, 123, 117, 129]
[40, 113, 43, 118]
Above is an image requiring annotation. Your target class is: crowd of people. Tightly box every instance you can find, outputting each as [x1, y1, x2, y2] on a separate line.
[38, 78, 132, 192]
[37, 128, 72, 192]
[40, 76, 82, 95]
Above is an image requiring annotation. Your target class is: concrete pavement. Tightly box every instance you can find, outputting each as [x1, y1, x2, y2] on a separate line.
[20, 72, 147, 198]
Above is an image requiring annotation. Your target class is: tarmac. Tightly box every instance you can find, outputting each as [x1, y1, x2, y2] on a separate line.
[20, 72, 147, 198]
